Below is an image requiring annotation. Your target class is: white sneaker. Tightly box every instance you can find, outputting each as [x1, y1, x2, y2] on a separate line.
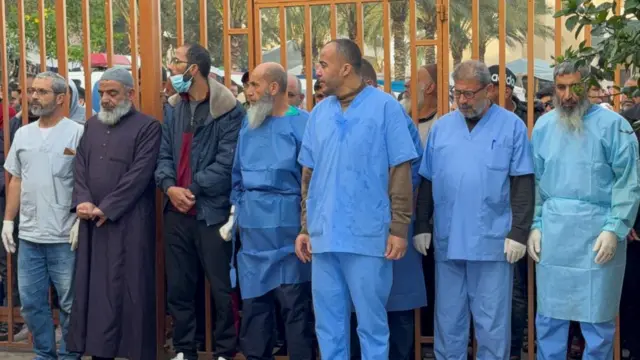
[13, 324, 29, 342]
[171, 353, 185, 360]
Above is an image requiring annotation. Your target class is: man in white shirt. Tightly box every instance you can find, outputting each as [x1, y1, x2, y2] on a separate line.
[2, 71, 84, 360]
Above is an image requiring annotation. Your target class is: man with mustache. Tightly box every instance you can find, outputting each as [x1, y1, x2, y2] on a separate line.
[402, 64, 439, 146]
[414, 60, 534, 360]
[65, 68, 161, 360]
[219, 62, 314, 360]
[2, 71, 84, 360]
[529, 62, 640, 360]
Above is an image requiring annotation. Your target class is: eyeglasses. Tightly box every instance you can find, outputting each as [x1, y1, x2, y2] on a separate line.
[452, 86, 486, 100]
[30, 88, 55, 96]
[170, 57, 188, 65]
[287, 92, 298, 98]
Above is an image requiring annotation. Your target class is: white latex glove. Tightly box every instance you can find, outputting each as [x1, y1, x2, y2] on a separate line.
[69, 219, 79, 251]
[593, 231, 618, 265]
[527, 229, 541, 262]
[219, 206, 235, 242]
[504, 238, 526, 263]
[413, 233, 432, 256]
[1, 220, 16, 254]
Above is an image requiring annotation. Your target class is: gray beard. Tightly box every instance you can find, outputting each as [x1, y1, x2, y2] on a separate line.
[248, 93, 274, 129]
[98, 100, 132, 126]
[400, 91, 425, 115]
[553, 95, 591, 133]
[30, 102, 56, 117]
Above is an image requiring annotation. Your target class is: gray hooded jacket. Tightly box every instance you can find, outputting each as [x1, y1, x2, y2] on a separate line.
[68, 80, 93, 125]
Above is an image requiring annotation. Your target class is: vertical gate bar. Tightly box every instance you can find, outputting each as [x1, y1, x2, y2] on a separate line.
[440, 0, 450, 116]
[554, 0, 561, 58]
[0, 0, 13, 343]
[81, 0, 92, 120]
[38, 0, 47, 72]
[254, 5, 263, 65]
[138, 1, 164, 357]
[304, 4, 313, 111]
[17, 0, 29, 125]
[248, 0, 255, 70]
[355, 0, 364, 52]
[526, 1, 535, 358]
[177, 0, 184, 47]
[382, 0, 391, 94]
[200, 0, 208, 47]
[584, 25, 591, 47]
[106, 0, 114, 67]
[279, 6, 288, 71]
[414, 310, 421, 359]
[55, 0, 69, 117]
[471, 0, 479, 60]
[409, 0, 418, 124]
[130, 0, 139, 108]
[223, 0, 232, 88]
[436, 0, 443, 116]
[330, 3, 337, 39]
[498, 0, 506, 108]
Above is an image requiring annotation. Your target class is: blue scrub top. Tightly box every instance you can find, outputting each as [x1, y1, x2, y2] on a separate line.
[298, 86, 418, 257]
[419, 104, 534, 261]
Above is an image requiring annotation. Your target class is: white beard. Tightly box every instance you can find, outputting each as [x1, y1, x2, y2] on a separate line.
[553, 95, 591, 133]
[98, 100, 132, 126]
[400, 89, 425, 115]
[247, 93, 274, 129]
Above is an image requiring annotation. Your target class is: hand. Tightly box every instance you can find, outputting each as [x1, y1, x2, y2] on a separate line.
[527, 229, 541, 262]
[167, 186, 196, 213]
[593, 231, 618, 265]
[76, 202, 96, 220]
[627, 228, 639, 242]
[295, 234, 312, 263]
[504, 238, 526, 264]
[91, 207, 107, 227]
[69, 219, 79, 251]
[219, 207, 235, 242]
[385, 234, 407, 260]
[1, 220, 16, 254]
[413, 233, 431, 256]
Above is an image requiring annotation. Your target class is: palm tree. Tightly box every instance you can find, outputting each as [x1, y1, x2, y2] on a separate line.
[390, 0, 408, 80]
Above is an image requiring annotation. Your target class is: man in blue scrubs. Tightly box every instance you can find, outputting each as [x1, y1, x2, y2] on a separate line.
[529, 62, 640, 360]
[222, 62, 313, 360]
[349, 59, 427, 360]
[295, 39, 418, 360]
[414, 60, 534, 360]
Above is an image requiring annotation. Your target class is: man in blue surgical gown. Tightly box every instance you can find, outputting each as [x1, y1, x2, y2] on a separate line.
[528, 62, 640, 360]
[349, 59, 427, 360]
[220, 62, 314, 360]
[414, 60, 535, 360]
[295, 39, 418, 360]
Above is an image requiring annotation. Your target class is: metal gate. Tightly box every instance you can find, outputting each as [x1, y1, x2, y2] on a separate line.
[0, 1, 626, 359]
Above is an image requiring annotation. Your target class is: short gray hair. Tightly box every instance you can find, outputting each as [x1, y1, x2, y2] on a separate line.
[265, 65, 288, 95]
[35, 71, 68, 94]
[452, 60, 492, 87]
[553, 61, 590, 80]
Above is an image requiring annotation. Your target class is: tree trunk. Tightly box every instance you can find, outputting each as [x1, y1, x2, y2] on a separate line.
[391, 4, 407, 80]
[300, 39, 306, 75]
[348, 7, 357, 41]
[479, 41, 487, 63]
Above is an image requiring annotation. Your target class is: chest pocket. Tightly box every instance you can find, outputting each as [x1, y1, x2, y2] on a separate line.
[487, 143, 512, 171]
[50, 154, 75, 178]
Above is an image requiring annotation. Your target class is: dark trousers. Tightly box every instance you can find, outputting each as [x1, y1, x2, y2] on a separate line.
[164, 211, 237, 360]
[0, 222, 20, 307]
[350, 309, 415, 360]
[510, 257, 528, 359]
[621, 241, 640, 358]
[240, 283, 314, 360]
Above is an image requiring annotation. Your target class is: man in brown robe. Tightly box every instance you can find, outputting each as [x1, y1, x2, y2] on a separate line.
[66, 67, 162, 360]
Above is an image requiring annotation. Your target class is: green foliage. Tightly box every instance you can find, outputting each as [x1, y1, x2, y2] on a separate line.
[554, 0, 639, 95]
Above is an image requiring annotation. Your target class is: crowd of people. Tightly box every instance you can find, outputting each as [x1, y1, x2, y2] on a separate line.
[0, 37, 639, 360]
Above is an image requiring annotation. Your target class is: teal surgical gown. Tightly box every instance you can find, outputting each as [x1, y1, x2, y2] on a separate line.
[419, 104, 534, 262]
[532, 105, 640, 323]
[231, 109, 311, 299]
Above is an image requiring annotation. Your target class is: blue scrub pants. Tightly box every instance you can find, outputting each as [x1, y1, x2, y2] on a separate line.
[536, 314, 615, 360]
[312, 252, 392, 360]
[435, 260, 513, 360]
[349, 309, 415, 360]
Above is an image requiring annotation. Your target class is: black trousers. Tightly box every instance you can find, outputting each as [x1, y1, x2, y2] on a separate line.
[621, 241, 640, 358]
[350, 309, 415, 360]
[240, 283, 314, 360]
[0, 218, 20, 307]
[164, 211, 236, 360]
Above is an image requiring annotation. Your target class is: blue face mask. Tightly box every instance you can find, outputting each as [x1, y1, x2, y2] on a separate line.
[170, 66, 194, 94]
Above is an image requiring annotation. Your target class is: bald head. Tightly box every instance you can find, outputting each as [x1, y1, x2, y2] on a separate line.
[256, 62, 288, 94]
[361, 59, 378, 88]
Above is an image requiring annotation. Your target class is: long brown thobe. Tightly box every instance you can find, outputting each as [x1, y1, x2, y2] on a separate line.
[67, 109, 161, 360]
